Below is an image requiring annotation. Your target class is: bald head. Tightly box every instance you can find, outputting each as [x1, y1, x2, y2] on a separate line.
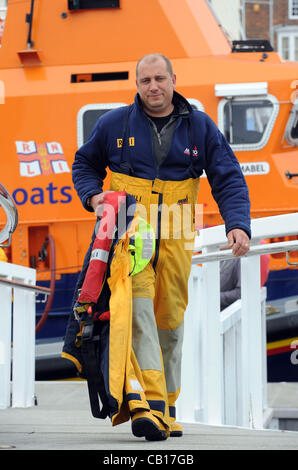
[136, 53, 174, 79]
[135, 53, 176, 117]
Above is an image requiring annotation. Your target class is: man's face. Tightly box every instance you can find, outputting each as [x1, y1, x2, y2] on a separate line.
[136, 57, 176, 117]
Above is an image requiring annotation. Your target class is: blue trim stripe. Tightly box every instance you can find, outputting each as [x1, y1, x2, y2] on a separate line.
[169, 406, 176, 418]
[148, 399, 165, 414]
[126, 393, 142, 402]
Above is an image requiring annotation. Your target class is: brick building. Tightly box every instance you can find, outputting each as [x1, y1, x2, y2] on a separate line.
[244, 0, 298, 60]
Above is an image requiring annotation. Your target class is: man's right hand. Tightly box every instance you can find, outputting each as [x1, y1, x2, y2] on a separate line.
[90, 191, 115, 217]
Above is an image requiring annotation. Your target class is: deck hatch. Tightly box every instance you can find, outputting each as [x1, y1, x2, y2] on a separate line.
[68, 0, 120, 10]
[71, 72, 128, 83]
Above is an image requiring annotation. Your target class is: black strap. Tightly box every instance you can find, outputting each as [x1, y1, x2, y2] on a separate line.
[81, 319, 110, 419]
[187, 117, 197, 178]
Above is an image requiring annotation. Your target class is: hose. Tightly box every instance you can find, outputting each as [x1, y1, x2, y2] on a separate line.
[35, 234, 56, 334]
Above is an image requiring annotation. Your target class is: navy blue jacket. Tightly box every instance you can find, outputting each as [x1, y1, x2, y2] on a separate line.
[72, 92, 251, 237]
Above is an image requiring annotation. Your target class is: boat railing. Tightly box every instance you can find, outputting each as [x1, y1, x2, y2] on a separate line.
[0, 261, 50, 409]
[1, 212, 298, 423]
[176, 212, 298, 429]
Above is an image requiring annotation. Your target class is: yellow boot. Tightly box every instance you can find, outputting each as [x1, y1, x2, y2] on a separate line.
[170, 417, 183, 437]
[132, 410, 169, 441]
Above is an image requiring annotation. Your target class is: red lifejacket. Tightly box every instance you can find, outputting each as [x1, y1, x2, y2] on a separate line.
[78, 191, 126, 306]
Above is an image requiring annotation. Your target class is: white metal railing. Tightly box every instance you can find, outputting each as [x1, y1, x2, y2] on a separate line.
[176, 212, 298, 429]
[0, 261, 50, 409]
[1, 211, 297, 423]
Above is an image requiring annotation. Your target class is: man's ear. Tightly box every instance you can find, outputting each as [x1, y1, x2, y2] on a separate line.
[172, 74, 177, 88]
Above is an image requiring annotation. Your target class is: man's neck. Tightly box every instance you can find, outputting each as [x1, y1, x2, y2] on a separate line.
[143, 103, 174, 118]
[145, 106, 176, 133]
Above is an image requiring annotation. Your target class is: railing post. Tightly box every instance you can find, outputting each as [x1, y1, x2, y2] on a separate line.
[0, 262, 36, 409]
[261, 288, 268, 411]
[200, 256, 223, 425]
[12, 279, 36, 407]
[221, 301, 241, 426]
[0, 276, 12, 409]
[240, 255, 263, 428]
[177, 265, 202, 422]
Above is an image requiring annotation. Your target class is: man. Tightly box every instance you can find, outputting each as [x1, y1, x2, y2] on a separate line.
[220, 241, 270, 311]
[71, 53, 251, 440]
[220, 258, 241, 311]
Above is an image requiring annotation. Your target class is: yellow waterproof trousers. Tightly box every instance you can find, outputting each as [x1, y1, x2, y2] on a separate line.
[110, 172, 200, 425]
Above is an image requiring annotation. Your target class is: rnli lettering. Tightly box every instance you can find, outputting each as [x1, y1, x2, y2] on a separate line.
[117, 137, 135, 147]
[15, 140, 70, 176]
[12, 183, 72, 205]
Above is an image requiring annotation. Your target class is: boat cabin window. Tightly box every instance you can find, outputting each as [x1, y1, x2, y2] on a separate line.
[218, 95, 279, 151]
[187, 99, 204, 112]
[77, 103, 126, 147]
[285, 100, 298, 145]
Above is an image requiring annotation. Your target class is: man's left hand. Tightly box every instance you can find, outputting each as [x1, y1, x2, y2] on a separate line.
[224, 229, 250, 257]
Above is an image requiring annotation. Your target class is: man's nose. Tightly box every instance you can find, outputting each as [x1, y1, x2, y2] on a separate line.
[149, 79, 159, 91]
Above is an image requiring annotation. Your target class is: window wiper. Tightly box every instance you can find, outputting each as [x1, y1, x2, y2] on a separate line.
[228, 100, 234, 144]
[25, 0, 35, 48]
